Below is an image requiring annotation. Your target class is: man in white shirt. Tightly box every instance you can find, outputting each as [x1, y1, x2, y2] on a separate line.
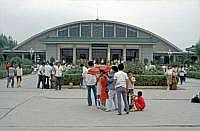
[37, 62, 45, 89]
[85, 61, 97, 106]
[113, 63, 129, 115]
[44, 62, 52, 89]
[54, 62, 64, 90]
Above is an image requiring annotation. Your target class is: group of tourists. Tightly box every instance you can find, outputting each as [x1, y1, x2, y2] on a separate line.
[36, 61, 64, 90]
[5, 62, 23, 88]
[82, 61, 146, 115]
[165, 65, 187, 90]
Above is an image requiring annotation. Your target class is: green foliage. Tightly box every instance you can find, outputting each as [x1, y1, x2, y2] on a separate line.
[135, 75, 167, 86]
[188, 71, 200, 79]
[50, 56, 55, 64]
[22, 58, 33, 66]
[0, 55, 4, 67]
[64, 68, 82, 74]
[124, 63, 145, 75]
[0, 70, 5, 79]
[0, 33, 17, 49]
[10, 56, 22, 66]
[63, 74, 82, 85]
[124, 62, 164, 75]
[195, 39, 200, 57]
[62, 73, 167, 86]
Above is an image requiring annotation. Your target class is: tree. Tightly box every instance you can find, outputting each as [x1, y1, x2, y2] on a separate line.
[195, 39, 200, 61]
[0, 33, 17, 49]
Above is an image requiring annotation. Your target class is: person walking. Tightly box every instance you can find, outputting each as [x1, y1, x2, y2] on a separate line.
[16, 64, 23, 88]
[98, 69, 108, 110]
[37, 62, 45, 89]
[85, 61, 97, 106]
[54, 62, 64, 90]
[7, 64, 15, 88]
[5, 62, 11, 88]
[178, 66, 186, 85]
[113, 63, 129, 115]
[44, 62, 52, 89]
[50, 63, 56, 89]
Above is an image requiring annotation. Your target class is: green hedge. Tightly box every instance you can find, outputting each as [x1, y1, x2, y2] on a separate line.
[63, 74, 167, 86]
[63, 74, 82, 85]
[135, 75, 167, 86]
[187, 71, 200, 79]
[0, 70, 5, 79]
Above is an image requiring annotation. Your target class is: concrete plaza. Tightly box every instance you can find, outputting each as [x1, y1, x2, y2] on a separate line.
[0, 74, 200, 131]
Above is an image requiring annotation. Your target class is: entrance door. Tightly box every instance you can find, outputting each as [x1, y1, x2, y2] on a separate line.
[110, 49, 123, 61]
[92, 49, 107, 64]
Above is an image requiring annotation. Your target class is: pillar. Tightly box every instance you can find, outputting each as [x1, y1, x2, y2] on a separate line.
[21, 53, 24, 60]
[107, 47, 110, 63]
[123, 48, 126, 62]
[73, 47, 76, 64]
[89, 46, 92, 61]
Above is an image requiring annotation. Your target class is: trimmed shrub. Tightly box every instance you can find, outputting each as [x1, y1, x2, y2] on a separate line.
[0, 70, 5, 79]
[10, 56, 22, 66]
[64, 68, 82, 74]
[135, 75, 167, 86]
[187, 71, 200, 79]
[62, 74, 167, 86]
[62, 74, 82, 85]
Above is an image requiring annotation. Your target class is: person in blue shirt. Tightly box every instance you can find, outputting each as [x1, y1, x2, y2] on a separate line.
[105, 65, 118, 112]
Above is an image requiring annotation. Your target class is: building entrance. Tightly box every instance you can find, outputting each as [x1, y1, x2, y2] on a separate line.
[92, 49, 107, 64]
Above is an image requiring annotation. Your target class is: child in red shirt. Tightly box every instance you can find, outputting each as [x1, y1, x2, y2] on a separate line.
[132, 91, 146, 111]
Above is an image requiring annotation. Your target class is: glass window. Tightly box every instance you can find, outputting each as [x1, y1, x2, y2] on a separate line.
[104, 23, 114, 37]
[110, 49, 123, 61]
[81, 23, 91, 38]
[127, 27, 137, 37]
[76, 48, 89, 60]
[92, 23, 103, 38]
[60, 48, 73, 63]
[92, 49, 107, 64]
[58, 27, 68, 37]
[126, 49, 139, 61]
[116, 24, 126, 37]
[69, 24, 80, 37]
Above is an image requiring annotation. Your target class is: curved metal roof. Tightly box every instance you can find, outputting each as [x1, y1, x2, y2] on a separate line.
[14, 19, 182, 52]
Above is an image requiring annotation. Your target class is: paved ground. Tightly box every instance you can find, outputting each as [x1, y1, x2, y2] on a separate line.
[0, 74, 200, 131]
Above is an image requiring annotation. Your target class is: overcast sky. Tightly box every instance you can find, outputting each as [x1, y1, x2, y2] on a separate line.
[0, 0, 200, 50]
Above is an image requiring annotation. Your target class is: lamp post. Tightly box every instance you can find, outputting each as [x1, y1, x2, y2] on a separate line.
[168, 49, 172, 64]
[30, 48, 34, 63]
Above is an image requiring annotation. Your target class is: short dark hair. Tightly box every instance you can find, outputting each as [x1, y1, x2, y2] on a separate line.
[88, 61, 94, 67]
[80, 64, 84, 67]
[99, 69, 104, 73]
[138, 91, 142, 96]
[111, 65, 118, 72]
[118, 63, 124, 70]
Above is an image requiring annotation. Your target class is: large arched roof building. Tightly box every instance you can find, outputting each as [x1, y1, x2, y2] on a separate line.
[14, 19, 182, 64]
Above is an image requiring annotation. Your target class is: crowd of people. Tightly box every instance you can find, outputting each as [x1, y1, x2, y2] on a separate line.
[165, 65, 187, 90]
[5, 59, 188, 115]
[5, 62, 23, 88]
[82, 61, 146, 115]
